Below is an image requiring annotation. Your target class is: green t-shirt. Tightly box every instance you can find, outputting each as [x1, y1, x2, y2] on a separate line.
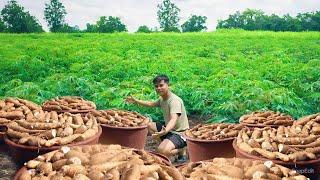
[155, 91, 189, 132]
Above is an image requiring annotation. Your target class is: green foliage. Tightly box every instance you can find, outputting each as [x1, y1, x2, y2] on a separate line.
[182, 15, 207, 32]
[297, 12, 320, 31]
[58, 24, 81, 33]
[157, 0, 180, 32]
[1, 0, 43, 33]
[85, 23, 97, 33]
[85, 16, 127, 33]
[0, 31, 319, 123]
[136, 25, 152, 33]
[44, 0, 67, 32]
[24, 14, 44, 33]
[0, 17, 6, 32]
[217, 9, 320, 31]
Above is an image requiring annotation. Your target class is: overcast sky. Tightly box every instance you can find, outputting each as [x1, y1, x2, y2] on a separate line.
[0, 0, 319, 32]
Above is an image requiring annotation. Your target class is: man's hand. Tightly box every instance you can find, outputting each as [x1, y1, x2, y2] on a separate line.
[152, 126, 167, 139]
[125, 96, 137, 104]
[125, 96, 158, 107]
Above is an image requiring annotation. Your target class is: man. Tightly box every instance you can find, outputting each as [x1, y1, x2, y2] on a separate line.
[125, 75, 189, 159]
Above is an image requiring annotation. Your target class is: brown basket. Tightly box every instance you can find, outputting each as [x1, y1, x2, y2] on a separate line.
[4, 126, 102, 165]
[185, 133, 236, 162]
[0, 138, 8, 152]
[232, 139, 320, 179]
[0, 125, 8, 151]
[148, 151, 172, 166]
[0, 132, 5, 144]
[0, 124, 7, 142]
[99, 124, 148, 149]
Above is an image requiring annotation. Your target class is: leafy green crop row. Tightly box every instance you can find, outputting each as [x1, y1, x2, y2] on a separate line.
[0, 30, 319, 122]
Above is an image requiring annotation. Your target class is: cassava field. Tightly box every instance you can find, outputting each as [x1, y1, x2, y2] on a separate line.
[0, 30, 319, 122]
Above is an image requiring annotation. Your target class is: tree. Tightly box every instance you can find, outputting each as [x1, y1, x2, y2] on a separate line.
[181, 15, 207, 32]
[240, 9, 265, 30]
[157, 0, 180, 32]
[1, 0, 25, 32]
[310, 11, 320, 31]
[88, 16, 126, 33]
[85, 23, 97, 32]
[216, 9, 320, 32]
[44, 0, 66, 32]
[0, 17, 6, 32]
[217, 11, 243, 29]
[283, 14, 299, 31]
[96, 16, 107, 32]
[1, 0, 43, 33]
[24, 13, 44, 33]
[264, 14, 283, 31]
[136, 25, 152, 33]
[297, 11, 320, 31]
[58, 24, 81, 33]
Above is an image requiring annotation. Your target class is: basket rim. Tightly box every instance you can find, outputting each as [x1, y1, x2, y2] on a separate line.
[183, 131, 236, 143]
[232, 139, 320, 165]
[100, 123, 148, 130]
[4, 126, 102, 151]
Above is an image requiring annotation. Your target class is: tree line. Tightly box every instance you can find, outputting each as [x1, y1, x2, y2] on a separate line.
[0, 0, 207, 33]
[217, 9, 320, 31]
[0, 0, 319, 33]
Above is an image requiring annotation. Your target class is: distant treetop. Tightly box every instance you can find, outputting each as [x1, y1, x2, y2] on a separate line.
[1, 0, 43, 33]
[217, 9, 320, 31]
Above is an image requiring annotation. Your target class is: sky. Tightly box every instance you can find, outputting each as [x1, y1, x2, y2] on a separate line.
[0, 0, 319, 32]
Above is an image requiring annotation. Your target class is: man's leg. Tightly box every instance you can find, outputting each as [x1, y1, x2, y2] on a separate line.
[157, 139, 176, 158]
[157, 133, 187, 159]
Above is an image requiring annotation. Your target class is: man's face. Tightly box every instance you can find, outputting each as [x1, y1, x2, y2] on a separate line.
[154, 80, 169, 96]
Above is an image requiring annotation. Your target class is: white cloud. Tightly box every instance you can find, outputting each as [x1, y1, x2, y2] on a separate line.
[0, 0, 319, 32]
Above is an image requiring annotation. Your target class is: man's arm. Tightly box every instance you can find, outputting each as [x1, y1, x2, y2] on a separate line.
[125, 96, 159, 107]
[164, 113, 179, 132]
[152, 113, 179, 138]
[133, 99, 159, 107]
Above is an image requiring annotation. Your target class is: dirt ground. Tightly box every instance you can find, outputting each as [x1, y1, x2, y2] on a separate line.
[0, 115, 207, 179]
[0, 145, 16, 180]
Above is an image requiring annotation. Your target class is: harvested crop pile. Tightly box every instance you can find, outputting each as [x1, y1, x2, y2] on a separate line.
[6, 112, 99, 147]
[294, 113, 320, 135]
[179, 157, 308, 179]
[235, 125, 320, 162]
[0, 97, 43, 125]
[42, 96, 96, 112]
[239, 111, 294, 126]
[91, 109, 149, 127]
[185, 123, 243, 140]
[18, 144, 183, 180]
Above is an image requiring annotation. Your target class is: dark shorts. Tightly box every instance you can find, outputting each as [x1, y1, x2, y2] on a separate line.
[156, 122, 187, 149]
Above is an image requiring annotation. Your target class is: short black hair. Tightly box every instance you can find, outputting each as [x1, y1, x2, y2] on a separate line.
[153, 74, 169, 84]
